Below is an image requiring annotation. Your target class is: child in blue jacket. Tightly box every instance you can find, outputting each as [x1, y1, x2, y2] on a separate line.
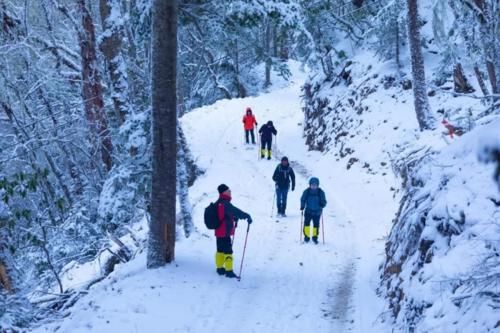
[300, 177, 327, 244]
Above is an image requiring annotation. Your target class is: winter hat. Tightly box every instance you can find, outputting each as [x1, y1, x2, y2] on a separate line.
[281, 156, 289, 162]
[309, 177, 319, 186]
[246, 107, 252, 113]
[217, 184, 229, 194]
[267, 120, 273, 126]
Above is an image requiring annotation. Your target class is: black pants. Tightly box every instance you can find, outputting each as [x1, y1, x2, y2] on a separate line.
[216, 237, 233, 254]
[261, 138, 272, 151]
[245, 129, 256, 144]
[304, 212, 321, 239]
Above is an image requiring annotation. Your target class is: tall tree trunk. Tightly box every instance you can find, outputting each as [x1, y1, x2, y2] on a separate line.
[78, 0, 113, 172]
[264, 20, 272, 88]
[234, 39, 246, 98]
[272, 23, 278, 58]
[406, 0, 435, 130]
[147, 0, 177, 268]
[395, 20, 401, 72]
[474, 0, 499, 94]
[99, 0, 130, 125]
[474, 64, 490, 96]
[0, 262, 13, 293]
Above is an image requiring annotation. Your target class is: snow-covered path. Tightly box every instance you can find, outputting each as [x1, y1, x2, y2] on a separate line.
[33, 63, 397, 333]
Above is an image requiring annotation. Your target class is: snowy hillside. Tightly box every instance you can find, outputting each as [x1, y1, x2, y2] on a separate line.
[381, 118, 500, 332]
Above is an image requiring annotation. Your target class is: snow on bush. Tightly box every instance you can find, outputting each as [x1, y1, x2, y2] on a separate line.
[380, 118, 500, 332]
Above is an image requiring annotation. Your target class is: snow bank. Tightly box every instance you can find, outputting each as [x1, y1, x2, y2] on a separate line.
[381, 118, 500, 332]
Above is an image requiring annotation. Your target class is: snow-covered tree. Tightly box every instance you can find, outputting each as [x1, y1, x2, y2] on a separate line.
[406, 0, 435, 130]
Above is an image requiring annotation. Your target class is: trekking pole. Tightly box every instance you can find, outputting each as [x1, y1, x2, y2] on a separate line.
[237, 224, 250, 281]
[321, 214, 325, 244]
[300, 211, 304, 244]
[274, 134, 278, 155]
[257, 134, 260, 160]
[231, 224, 236, 246]
[270, 190, 276, 217]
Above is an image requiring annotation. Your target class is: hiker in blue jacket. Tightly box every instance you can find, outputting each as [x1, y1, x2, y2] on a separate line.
[300, 177, 327, 244]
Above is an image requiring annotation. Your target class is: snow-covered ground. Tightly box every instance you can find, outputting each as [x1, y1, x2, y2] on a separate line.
[32, 62, 401, 333]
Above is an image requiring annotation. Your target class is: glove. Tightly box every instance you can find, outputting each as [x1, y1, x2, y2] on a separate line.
[291, 185, 295, 191]
[300, 207, 304, 211]
[247, 216, 252, 224]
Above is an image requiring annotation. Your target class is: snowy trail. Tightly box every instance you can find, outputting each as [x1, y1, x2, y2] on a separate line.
[179, 62, 387, 333]
[33, 63, 396, 333]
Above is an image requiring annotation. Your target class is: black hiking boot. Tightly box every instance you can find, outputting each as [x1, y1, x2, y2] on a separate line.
[216, 268, 226, 276]
[267, 156, 271, 160]
[225, 270, 239, 279]
[261, 154, 265, 159]
[304, 236, 310, 243]
[312, 237, 318, 244]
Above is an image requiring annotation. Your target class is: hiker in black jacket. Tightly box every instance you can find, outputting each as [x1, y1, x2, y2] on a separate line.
[258, 121, 277, 160]
[272, 156, 296, 217]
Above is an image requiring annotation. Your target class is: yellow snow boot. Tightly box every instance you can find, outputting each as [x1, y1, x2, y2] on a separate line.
[216, 252, 225, 275]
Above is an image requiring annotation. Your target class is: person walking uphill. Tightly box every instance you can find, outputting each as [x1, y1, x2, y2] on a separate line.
[258, 121, 277, 160]
[300, 177, 327, 244]
[272, 156, 296, 217]
[214, 184, 252, 278]
[242, 107, 258, 144]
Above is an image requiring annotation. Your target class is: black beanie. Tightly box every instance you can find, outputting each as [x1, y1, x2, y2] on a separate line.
[217, 184, 229, 194]
[281, 156, 288, 162]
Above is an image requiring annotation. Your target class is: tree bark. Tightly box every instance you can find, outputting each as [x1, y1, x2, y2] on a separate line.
[474, 0, 499, 94]
[406, 0, 435, 130]
[99, 0, 130, 125]
[474, 65, 490, 96]
[78, 0, 113, 172]
[453, 63, 474, 93]
[0, 262, 13, 293]
[264, 20, 272, 88]
[147, 0, 177, 268]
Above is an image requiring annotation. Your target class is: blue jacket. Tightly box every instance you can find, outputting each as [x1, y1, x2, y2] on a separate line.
[300, 188, 327, 216]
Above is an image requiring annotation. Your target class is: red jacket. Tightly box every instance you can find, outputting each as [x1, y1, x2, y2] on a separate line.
[215, 193, 250, 238]
[243, 114, 257, 130]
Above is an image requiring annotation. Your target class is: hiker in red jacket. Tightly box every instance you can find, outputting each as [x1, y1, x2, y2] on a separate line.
[242, 107, 258, 144]
[214, 184, 252, 278]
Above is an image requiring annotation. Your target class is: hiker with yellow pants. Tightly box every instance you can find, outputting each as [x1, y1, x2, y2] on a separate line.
[214, 184, 252, 278]
[300, 177, 327, 244]
[258, 120, 277, 160]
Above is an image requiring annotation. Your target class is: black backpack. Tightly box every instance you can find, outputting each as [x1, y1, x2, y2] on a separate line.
[204, 202, 221, 229]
